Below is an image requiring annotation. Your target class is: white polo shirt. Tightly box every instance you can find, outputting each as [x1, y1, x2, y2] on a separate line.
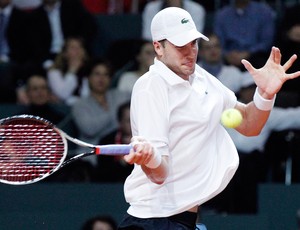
[124, 58, 239, 218]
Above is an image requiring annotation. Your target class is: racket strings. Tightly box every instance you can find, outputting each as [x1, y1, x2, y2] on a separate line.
[0, 123, 65, 183]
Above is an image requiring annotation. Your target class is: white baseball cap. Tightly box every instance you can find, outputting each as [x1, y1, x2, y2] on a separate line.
[151, 7, 209, 47]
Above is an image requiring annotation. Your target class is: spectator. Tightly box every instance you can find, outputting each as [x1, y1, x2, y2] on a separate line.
[6, 0, 97, 84]
[6, 1, 47, 83]
[278, 3, 300, 38]
[116, 39, 155, 93]
[71, 58, 130, 167]
[81, 215, 117, 230]
[96, 101, 133, 182]
[197, 32, 253, 93]
[21, 74, 95, 183]
[0, 0, 15, 102]
[142, 0, 206, 41]
[47, 36, 90, 105]
[275, 4, 300, 107]
[19, 74, 65, 124]
[214, 0, 275, 70]
[0, 0, 12, 63]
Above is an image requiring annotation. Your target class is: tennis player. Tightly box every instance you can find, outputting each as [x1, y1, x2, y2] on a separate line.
[118, 7, 300, 230]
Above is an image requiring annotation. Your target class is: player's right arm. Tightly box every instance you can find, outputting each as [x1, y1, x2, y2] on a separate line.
[124, 136, 169, 184]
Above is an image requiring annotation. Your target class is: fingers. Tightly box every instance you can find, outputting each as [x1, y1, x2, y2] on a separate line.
[124, 136, 154, 166]
[240, 47, 300, 91]
[272, 46, 281, 64]
[286, 71, 300, 80]
[280, 53, 300, 80]
[241, 47, 282, 75]
[241, 59, 255, 75]
[283, 54, 297, 72]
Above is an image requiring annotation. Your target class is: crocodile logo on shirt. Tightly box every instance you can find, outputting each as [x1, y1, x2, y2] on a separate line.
[181, 18, 189, 24]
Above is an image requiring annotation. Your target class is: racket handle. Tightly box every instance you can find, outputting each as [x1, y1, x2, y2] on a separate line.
[95, 144, 132, 155]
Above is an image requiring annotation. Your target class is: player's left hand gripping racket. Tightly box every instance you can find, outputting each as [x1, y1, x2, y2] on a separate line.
[0, 115, 132, 185]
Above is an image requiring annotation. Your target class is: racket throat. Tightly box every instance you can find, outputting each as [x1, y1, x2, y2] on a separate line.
[61, 152, 95, 168]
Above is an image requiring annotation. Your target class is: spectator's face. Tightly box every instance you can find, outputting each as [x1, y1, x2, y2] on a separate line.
[88, 64, 111, 94]
[26, 76, 50, 106]
[64, 38, 86, 60]
[165, 0, 182, 8]
[288, 25, 300, 42]
[92, 220, 114, 230]
[198, 35, 222, 64]
[136, 43, 155, 69]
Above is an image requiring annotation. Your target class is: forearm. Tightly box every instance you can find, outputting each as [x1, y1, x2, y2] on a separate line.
[125, 137, 169, 184]
[236, 88, 275, 136]
[48, 70, 77, 100]
[235, 101, 270, 136]
[142, 156, 169, 184]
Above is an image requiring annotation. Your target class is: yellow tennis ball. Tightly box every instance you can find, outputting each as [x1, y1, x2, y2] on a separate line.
[221, 108, 243, 128]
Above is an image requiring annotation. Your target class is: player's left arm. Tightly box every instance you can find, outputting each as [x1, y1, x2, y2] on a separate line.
[234, 101, 270, 136]
[234, 47, 300, 136]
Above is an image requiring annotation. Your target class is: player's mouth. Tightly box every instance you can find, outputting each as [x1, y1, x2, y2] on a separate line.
[184, 60, 195, 68]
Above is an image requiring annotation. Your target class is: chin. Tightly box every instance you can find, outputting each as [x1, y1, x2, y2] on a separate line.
[186, 67, 195, 75]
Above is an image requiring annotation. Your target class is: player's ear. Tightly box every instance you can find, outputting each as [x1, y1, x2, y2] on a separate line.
[153, 41, 163, 57]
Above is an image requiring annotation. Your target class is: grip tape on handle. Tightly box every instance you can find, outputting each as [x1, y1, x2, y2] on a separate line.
[95, 144, 132, 155]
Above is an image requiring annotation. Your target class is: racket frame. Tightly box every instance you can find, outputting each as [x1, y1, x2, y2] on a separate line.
[0, 114, 131, 185]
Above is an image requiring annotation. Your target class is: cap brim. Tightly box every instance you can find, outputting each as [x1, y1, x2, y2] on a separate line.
[167, 29, 209, 47]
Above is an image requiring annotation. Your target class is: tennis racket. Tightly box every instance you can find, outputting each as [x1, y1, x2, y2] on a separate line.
[0, 115, 132, 185]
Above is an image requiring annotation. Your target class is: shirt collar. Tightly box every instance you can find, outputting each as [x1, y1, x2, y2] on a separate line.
[151, 58, 198, 86]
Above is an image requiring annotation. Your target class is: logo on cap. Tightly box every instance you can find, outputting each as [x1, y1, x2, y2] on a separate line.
[181, 18, 189, 24]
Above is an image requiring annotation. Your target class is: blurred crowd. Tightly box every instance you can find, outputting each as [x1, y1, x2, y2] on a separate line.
[1, 0, 300, 216]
